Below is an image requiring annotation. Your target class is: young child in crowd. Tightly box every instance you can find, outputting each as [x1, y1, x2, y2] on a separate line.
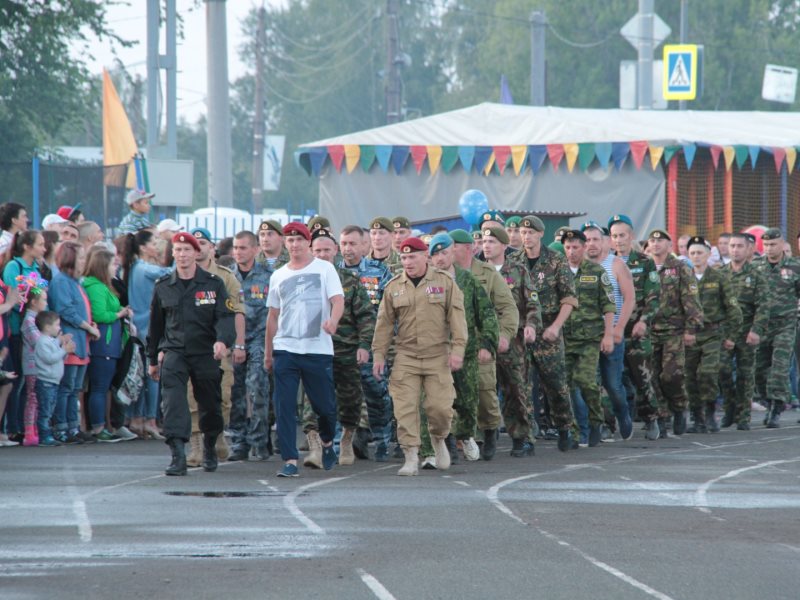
[34, 311, 75, 446]
[19, 273, 49, 446]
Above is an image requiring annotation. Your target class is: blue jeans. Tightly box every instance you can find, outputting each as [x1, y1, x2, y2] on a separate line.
[35, 380, 59, 439]
[87, 357, 117, 429]
[599, 340, 632, 426]
[273, 350, 336, 461]
[54, 364, 87, 433]
[571, 388, 589, 444]
[130, 375, 160, 420]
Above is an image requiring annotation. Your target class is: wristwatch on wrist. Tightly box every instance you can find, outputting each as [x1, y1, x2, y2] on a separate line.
[233, 344, 246, 351]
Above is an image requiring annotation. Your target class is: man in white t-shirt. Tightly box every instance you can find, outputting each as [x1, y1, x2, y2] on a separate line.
[264, 222, 344, 477]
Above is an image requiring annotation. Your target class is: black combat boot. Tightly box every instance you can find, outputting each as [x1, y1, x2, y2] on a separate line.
[673, 410, 688, 435]
[557, 429, 570, 452]
[202, 433, 218, 472]
[720, 404, 735, 428]
[165, 438, 187, 476]
[705, 403, 720, 432]
[482, 429, 497, 461]
[767, 410, 781, 429]
[685, 409, 705, 434]
[510, 437, 534, 457]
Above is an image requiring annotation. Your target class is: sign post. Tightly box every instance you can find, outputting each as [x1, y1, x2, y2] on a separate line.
[663, 44, 698, 101]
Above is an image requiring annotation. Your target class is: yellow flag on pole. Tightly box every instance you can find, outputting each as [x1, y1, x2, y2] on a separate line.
[102, 69, 139, 188]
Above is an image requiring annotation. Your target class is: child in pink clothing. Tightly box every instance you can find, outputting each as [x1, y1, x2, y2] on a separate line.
[19, 274, 49, 446]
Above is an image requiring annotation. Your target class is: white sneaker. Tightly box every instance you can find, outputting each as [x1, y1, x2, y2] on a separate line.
[420, 456, 437, 470]
[115, 426, 138, 441]
[462, 437, 480, 461]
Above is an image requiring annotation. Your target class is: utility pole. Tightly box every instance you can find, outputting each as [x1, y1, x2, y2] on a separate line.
[384, 0, 401, 124]
[145, 0, 177, 158]
[206, 0, 234, 208]
[251, 6, 266, 214]
[146, 0, 159, 154]
[530, 10, 546, 106]
[637, 0, 654, 110]
[679, 0, 688, 110]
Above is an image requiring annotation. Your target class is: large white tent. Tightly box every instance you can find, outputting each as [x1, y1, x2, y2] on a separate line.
[298, 103, 800, 236]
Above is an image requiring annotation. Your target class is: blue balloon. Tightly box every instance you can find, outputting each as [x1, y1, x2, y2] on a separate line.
[459, 189, 489, 226]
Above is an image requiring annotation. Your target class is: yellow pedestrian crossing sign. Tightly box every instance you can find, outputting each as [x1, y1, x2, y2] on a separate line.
[663, 44, 698, 100]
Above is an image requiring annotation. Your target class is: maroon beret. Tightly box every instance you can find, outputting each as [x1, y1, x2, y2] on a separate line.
[283, 222, 311, 241]
[172, 232, 201, 252]
[399, 237, 428, 254]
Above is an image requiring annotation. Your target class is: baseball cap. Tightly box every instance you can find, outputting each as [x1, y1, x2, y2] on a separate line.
[41, 213, 68, 229]
[125, 189, 155, 205]
[157, 219, 183, 233]
[56, 204, 81, 220]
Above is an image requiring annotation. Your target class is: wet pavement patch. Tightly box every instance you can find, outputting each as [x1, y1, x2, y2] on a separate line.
[164, 491, 307, 498]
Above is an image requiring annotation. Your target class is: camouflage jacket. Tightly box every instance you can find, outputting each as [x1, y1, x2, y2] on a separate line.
[693, 266, 742, 341]
[369, 249, 402, 277]
[618, 249, 660, 332]
[333, 267, 374, 355]
[469, 258, 519, 342]
[257, 247, 289, 271]
[338, 256, 392, 311]
[454, 266, 499, 357]
[721, 261, 769, 337]
[652, 255, 704, 338]
[234, 260, 272, 345]
[563, 259, 616, 342]
[751, 254, 800, 323]
[498, 257, 542, 333]
[522, 244, 578, 325]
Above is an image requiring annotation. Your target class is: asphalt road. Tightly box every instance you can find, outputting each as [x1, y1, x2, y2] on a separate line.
[2, 416, 800, 600]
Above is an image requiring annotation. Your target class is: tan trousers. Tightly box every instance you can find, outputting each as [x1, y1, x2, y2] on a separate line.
[388, 354, 454, 447]
[476, 360, 501, 431]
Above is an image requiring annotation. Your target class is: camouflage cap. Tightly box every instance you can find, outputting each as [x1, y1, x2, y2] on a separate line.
[519, 215, 545, 232]
[369, 217, 393, 232]
[483, 226, 510, 245]
[762, 227, 783, 240]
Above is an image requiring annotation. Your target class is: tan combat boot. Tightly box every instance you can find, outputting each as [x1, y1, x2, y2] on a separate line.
[397, 446, 419, 476]
[215, 434, 230, 461]
[186, 432, 203, 467]
[303, 430, 323, 469]
[431, 435, 450, 471]
[338, 428, 355, 465]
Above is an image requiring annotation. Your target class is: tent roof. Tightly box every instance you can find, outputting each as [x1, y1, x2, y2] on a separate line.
[300, 102, 800, 148]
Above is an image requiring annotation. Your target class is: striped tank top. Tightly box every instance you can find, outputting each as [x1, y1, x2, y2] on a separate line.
[601, 253, 623, 324]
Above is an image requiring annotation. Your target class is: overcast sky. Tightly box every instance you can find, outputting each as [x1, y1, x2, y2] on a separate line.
[82, 0, 281, 123]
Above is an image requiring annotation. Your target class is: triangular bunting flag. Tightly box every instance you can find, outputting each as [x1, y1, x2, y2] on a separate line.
[709, 146, 722, 170]
[510, 145, 527, 175]
[528, 145, 547, 174]
[649, 145, 664, 170]
[546, 144, 565, 171]
[577, 143, 595, 171]
[375, 145, 392, 173]
[410, 145, 427, 174]
[474, 146, 493, 174]
[483, 153, 496, 176]
[683, 143, 696, 170]
[458, 146, 475, 172]
[564, 143, 579, 173]
[493, 146, 511, 175]
[327, 145, 345, 173]
[359, 145, 376, 172]
[772, 147, 786, 174]
[344, 144, 360, 174]
[722, 146, 735, 171]
[441, 146, 459, 173]
[594, 142, 612, 169]
[663, 145, 680, 166]
[391, 146, 410, 174]
[309, 147, 328, 176]
[297, 151, 312, 176]
[611, 142, 630, 171]
[629, 141, 648, 170]
[733, 145, 748, 170]
[426, 146, 442, 175]
[786, 147, 797, 173]
[748, 145, 760, 167]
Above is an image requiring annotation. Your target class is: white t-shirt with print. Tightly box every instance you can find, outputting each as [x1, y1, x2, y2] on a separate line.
[267, 257, 344, 356]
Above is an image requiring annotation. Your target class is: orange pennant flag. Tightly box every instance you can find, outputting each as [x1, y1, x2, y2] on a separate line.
[484, 152, 496, 175]
[344, 145, 360, 173]
[511, 145, 527, 175]
[786, 147, 797, 173]
[722, 146, 735, 171]
[427, 146, 442, 175]
[648, 145, 664, 170]
[102, 69, 139, 188]
[564, 143, 579, 173]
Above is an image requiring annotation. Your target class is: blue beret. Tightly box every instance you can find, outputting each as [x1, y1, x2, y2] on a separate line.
[429, 233, 454, 256]
[608, 214, 633, 229]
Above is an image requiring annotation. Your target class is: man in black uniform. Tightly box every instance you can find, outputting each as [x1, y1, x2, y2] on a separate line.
[148, 232, 235, 476]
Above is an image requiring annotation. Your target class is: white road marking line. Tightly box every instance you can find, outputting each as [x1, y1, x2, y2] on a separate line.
[691, 441, 712, 448]
[284, 477, 346, 534]
[694, 457, 800, 514]
[356, 568, 397, 600]
[453, 480, 470, 487]
[72, 499, 92, 543]
[258, 479, 270, 486]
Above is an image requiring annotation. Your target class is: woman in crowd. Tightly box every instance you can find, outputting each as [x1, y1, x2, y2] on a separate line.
[39, 230, 61, 281]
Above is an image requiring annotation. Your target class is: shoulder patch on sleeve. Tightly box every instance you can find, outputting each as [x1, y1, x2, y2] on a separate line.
[649, 271, 659, 282]
[225, 298, 235, 311]
[689, 283, 698, 294]
[600, 272, 611, 286]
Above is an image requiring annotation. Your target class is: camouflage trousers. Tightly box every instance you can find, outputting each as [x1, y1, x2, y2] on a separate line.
[719, 336, 755, 425]
[496, 331, 531, 440]
[229, 347, 270, 453]
[303, 353, 363, 431]
[451, 352, 479, 439]
[755, 322, 796, 413]
[477, 360, 501, 431]
[623, 335, 659, 421]
[529, 331, 573, 431]
[685, 333, 721, 415]
[565, 338, 603, 437]
[651, 334, 688, 415]
[359, 357, 393, 438]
